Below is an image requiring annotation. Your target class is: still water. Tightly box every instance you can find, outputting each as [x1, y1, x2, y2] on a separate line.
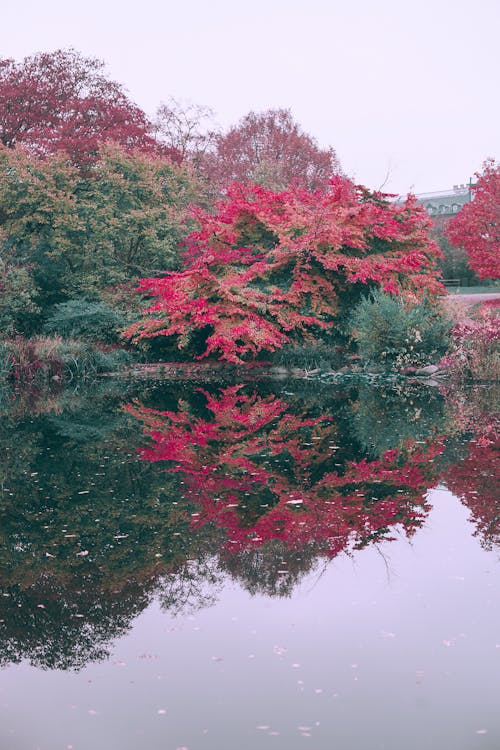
[0, 379, 498, 750]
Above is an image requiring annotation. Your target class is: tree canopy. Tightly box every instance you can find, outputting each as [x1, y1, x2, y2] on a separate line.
[0, 143, 199, 327]
[125, 179, 443, 363]
[0, 49, 166, 166]
[446, 159, 500, 279]
[200, 108, 341, 194]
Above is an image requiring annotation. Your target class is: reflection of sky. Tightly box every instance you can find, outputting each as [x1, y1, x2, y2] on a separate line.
[2, 488, 499, 749]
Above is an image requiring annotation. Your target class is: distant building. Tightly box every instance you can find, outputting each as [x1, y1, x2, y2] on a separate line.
[410, 182, 477, 283]
[414, 183, 472, 217]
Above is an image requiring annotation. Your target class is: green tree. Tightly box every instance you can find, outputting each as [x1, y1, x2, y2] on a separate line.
[0, 144, 198, 330]
[0, 253, 39, 335]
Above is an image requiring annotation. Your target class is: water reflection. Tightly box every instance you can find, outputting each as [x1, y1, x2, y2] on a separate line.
[0, 379, 497, 671]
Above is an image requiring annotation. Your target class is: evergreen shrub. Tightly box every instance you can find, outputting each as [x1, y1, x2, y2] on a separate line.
[349, 290, 452, 371]
[44, 299, 126, 343]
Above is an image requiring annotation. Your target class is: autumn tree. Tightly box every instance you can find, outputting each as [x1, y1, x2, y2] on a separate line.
[200, 108, 341, 194]
[446, 159, 500, 279]
[0, 49, 164, 166]
[126, 179, 444, 363]
[0, 143, 198, 327]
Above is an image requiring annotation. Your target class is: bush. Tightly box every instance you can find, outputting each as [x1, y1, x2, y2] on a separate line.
[349, 291, 452, 371]
[3, 336, 134, 385]
[270, 342, 345, 371]
[44, 299, 126, 343]
[440, 312, 500, 381]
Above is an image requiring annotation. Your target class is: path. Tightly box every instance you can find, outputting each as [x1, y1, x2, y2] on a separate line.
[446, 291, 500, 307]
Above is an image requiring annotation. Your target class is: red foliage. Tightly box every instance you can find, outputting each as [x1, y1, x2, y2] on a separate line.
[444, 415, 499, 549]
[446, 159, 500, 279]
[0, 49, 168, 166]
[439, 306, 500, 381]
[200, 108, 340, 193]
[126, 179, 443, 362]
[125, 387, 440, 559]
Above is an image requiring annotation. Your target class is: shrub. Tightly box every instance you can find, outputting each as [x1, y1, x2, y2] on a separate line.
[440, 312, 500, 381]
[3, 336, 134, 385]
[44, 299, 126, 343]
[270, 342, 345, 371]
[349, 290, 452, 371]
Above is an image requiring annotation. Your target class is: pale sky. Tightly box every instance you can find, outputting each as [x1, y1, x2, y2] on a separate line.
[2, 0, 499, 194]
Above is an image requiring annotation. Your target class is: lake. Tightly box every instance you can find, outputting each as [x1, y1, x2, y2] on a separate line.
[0, 377, 498, 750]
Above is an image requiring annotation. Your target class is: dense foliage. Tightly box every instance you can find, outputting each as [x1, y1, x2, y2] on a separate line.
[43, 299, 126, 343]
[440, 303, 500, 381]
[199, 108, 341, 194]
[0, 143, 198, 332]
[446, 159, 500, 280]
[349, 290, 452, 370]
[126, 179, 443, 363]
[0, 49, 165, 166]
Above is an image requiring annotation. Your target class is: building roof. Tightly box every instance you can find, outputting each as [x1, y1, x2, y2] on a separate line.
[414, 184, 472, 217]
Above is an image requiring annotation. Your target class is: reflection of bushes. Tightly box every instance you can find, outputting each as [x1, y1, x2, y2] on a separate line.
[128, 384, 439, 563]
[352, 382, 446, 457]
[349, 291, 452, 370]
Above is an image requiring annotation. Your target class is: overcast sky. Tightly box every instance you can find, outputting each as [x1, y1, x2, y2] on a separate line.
[2, 0, 498, 194]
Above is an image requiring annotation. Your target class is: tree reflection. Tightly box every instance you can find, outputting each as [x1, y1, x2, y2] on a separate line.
[0, 380, 497, 671]
[127, 384, 442, 563]
[442, 387, 499, 550]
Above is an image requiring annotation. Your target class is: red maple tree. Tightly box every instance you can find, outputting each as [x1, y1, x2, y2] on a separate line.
[200, 108, 340, 193]
[446, 159, 500, 279]
[125, 179, 443, 363]
[0, 49, 166, 166]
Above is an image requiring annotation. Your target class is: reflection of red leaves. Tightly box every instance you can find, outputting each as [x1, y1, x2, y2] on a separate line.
[126, 387, 442, 559]
[444, 419, 500, 550]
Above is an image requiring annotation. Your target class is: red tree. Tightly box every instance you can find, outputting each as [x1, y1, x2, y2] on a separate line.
[125, 179, 443, 363]
[200, 108, 340, 193]
[446, 159, 500, 279]
[0, 49, 165, 166]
